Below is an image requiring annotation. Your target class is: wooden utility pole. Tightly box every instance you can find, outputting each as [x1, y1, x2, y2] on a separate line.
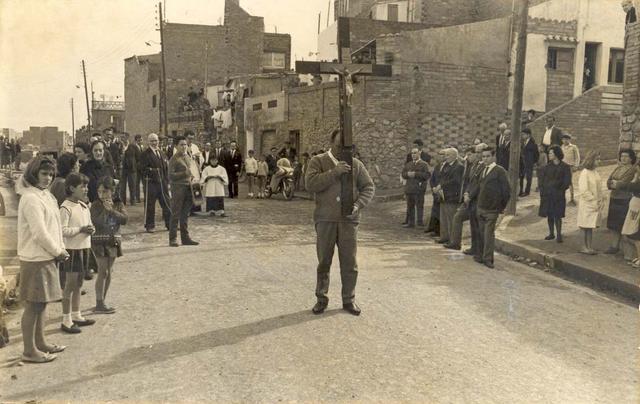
[506, 0, 529, 215]
[327, 1, 331, 27]
[70, 98, 75, 145]
[82, 60, 91, 130]
[318, 12, 321, 35]
[159, 2, 169, 138]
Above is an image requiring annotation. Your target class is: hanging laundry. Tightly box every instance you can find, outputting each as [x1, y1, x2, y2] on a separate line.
[221, 109, 233, 129]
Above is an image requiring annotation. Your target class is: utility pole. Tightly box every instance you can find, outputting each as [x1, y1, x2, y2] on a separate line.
[204, 41, 209, 91]
[318, 12, 321, 35]
[327, 1, 331, 27]
[506, 0, 529, 215]
[159, 2, 169, 138]
[70, 98, 75, 146]
[82, 60, 91, 130]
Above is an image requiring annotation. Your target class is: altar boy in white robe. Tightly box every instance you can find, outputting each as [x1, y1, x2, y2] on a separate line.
[201, 156, 229, 217]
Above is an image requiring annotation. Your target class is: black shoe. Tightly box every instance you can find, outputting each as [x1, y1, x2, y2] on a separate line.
[556, 235, 563, 243]
[145, 228, 155, 234]
[417, 223, 425, 227]
[424, 231, 435, 235]
[484, 261, 495, 269]
[84, 272, 94, 281]
[544, 234, 555, 240]
[169, 240, 179, 247]
[436, 239, 449, 244]
[522, 192, 530, 197]
[402, 224, 415, 228]
[444, 244, 461, 250]
[473, 256, 483, 264]
[401, 221, 408, 225]
[61, 323, 81, 334]
[312, 302, 327, 315]
[343, 302, 361, 316]
[463, 248, 474, 256]
[73, 318, 96, 327]
[182, 239, 199, 246]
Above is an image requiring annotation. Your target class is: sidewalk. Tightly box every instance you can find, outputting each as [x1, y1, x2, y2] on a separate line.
[496, 165, 640, 304]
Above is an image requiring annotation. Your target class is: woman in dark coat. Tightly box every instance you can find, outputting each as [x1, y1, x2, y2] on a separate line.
[605, 149, 638, 254]
[80, 140, 115, 203]
[538, 145, 572, 242]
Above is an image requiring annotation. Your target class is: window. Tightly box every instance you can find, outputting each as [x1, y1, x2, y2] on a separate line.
[267, 100, 278, 108]
[547, 47, 573, 72]
[262, 52, 286, 69]
[253, 103, 263, 111]
[388, 4, 399, 21]
[609, 49, 625, 84]
[152, 95, 157, 108]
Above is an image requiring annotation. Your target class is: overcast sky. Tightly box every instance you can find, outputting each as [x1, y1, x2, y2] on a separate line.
[0, 0, 334, 135]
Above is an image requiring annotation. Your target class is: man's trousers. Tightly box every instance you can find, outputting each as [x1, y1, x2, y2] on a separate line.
[405, 192, 425, 226]
[477, 208, 499, 265]
[439, 202, 458, 242]
[169, 184, 193, 242]
[145, 181, 171, 231]
[315, 221, 358, 305]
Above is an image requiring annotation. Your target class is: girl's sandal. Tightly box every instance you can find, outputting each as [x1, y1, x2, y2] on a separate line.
[44, 344, 66, 354]
[632, 259, 640, 269]
[22, 353, 57, 364]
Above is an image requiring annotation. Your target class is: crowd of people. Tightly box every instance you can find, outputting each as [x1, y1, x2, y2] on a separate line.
[0, 136, 22, 170]
[401, 116, 640, 268]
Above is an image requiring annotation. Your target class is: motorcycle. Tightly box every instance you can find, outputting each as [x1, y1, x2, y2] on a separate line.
[265, 171, 295, 200]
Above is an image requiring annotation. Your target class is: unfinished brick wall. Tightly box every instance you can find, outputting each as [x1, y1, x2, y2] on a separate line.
[530, 86, 620, 160]
[546, 70, 575, 111]
[621, 22, 640, 152]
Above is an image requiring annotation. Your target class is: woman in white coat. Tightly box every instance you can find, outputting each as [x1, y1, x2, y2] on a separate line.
[201, 155, 229, 217]
[577, 151, 603, 254]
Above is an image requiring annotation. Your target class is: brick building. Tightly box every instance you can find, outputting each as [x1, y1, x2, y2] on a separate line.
[124, 0, 291, 140]
[91, 99, 125, 134]
[22, 126, 69, 156]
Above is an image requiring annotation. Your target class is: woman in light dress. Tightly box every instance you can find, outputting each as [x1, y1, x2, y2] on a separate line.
[576, 151, 604, 255]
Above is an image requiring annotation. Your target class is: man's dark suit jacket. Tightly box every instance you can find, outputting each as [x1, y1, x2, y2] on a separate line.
[402, 159, 431, 194]
[226, 149, 243, 179]
[542, 127, 563, 147]
[522, 139, 540, 169]
[496, 141, 511, 170]
[139, 147, 169, 184]
[212, 147, 229, 166]
[439, 160, 464, 203]
[477, 165, 511, 213]
[122, 144, 138, 173]
[405, 151, 432, 165]
[266, 154, 278, 175]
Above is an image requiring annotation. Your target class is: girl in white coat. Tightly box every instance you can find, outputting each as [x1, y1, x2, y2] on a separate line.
[577, 151, 603, 254]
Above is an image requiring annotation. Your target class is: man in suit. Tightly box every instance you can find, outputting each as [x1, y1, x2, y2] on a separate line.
[266, 147, 278, 175]
[496, 129, 511, 170]
[475, 147, 511, 269]
[213, 140, 228, 165]
[495, 122, 508, 150]
[109, 134, 124, 180]
[433, 148, 464, 244]
[278, 141, 297, 162]
[425, 150, 445, 236]
[462, 143, 487, 256]
[519, 128, 539, 197]
[121, 134, 138, 205]
[305, 129, 375, 316]
[541, 115, 563, 154]
[405, 139, 432, 165]
[446, 144, 483, 250]
[139, 133, 171, 233]
[402, 147, 431, 228]
[226, 141, 243, 198]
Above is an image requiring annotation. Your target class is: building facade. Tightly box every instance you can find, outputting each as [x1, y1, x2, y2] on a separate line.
[91, 99, 125, 134]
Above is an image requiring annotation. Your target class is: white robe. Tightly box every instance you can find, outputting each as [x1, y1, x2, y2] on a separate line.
[201, 165, 228, 198]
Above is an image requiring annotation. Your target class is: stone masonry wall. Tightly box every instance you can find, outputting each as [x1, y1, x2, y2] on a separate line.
[621, 22, 640, 152]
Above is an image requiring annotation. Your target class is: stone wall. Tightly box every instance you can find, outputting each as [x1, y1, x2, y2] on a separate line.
[621, 22, 640, 152]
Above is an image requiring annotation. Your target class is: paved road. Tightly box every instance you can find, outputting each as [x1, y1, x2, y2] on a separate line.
[1, 196, 638, 403]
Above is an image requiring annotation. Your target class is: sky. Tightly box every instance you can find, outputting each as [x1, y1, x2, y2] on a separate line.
[0, 0, 335, 136]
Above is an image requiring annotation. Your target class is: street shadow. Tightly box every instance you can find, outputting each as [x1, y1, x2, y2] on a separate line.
[3, 309, 341, 400]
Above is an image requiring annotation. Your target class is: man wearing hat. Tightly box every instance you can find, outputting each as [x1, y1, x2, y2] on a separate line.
[561, 133, 580, 205]
[519, 128, 539, 197]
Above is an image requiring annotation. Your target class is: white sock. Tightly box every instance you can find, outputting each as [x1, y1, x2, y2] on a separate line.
[63, 313, 74, 327]
[72, 311, 86, 321]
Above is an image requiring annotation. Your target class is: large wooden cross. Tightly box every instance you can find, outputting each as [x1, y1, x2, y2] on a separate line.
[296, 60, 392, 216]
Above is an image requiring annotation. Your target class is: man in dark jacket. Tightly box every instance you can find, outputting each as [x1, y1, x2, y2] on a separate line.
[446, 145, 483, 250]
[121, 134, 138, 205]
[133, 134, 143, 203]
[109, 135, 124, 180]
[405, 139, 432, 165]
[266, 147, 278, 176]
[475, 148, 511, 269]
[402, 147, 431, 228]
[434, 148, 464, 244]
[168, 135, 199, 247]
[225, 141, 243, 198]
[496, 129, 511, 170]
[305, 129, 375, 316]
[139, 133, 171, 233]
[519, 128, 539, 197]
[425, 150, 445, 236]
[541, 116, 563, 154]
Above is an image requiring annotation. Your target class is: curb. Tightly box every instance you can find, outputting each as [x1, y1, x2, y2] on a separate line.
[495, 238, 640, 304]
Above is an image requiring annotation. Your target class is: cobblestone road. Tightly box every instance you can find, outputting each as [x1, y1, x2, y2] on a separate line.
[1, 195, 638, 403]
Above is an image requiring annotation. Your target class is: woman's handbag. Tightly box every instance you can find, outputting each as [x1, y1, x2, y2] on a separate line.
[621, 196, 640, 235]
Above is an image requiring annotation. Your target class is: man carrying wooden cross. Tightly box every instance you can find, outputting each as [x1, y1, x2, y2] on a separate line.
[305, 129, 374, 316]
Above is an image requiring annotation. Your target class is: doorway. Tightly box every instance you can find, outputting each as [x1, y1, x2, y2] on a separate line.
[289, 130, 301, 158]
[583, 43, 600, 92]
